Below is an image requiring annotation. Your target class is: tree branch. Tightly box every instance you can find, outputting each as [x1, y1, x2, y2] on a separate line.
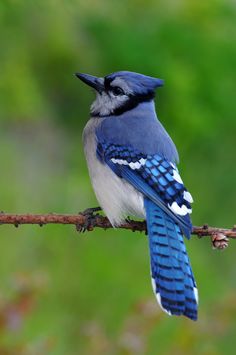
[0, 211, 235, 241]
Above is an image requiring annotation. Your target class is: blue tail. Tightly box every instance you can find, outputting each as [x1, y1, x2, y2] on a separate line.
[144, 198, 198, 321]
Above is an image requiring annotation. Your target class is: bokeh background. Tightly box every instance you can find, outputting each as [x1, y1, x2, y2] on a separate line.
[0, 0, 236, 354]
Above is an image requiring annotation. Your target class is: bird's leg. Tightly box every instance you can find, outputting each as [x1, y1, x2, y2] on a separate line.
[76, 207, 102, 233]
[82, 207, 102, 215]
[145, 222, 148, 236]
[125, 216, 132, 224]
[125, 216, 148, 234]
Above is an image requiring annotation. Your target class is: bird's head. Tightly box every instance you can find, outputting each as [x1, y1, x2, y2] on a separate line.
[75, 71, 164, 117]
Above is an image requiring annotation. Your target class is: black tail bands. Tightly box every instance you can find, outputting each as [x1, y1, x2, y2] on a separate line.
[144, 198, 198, 321]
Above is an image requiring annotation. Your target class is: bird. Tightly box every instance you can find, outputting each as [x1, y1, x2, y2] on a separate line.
[75, 70, 198, 321]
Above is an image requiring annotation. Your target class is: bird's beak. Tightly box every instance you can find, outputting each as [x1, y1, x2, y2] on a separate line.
[75, 73, 104, 93]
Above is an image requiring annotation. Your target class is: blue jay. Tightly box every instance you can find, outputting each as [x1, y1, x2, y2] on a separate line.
[76, 71, 198, 321]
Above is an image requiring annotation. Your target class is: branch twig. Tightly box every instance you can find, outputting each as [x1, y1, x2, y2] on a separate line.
[0, 211, 236, 239]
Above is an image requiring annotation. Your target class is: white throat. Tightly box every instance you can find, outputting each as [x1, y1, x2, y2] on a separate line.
[90, 91, 129, 116]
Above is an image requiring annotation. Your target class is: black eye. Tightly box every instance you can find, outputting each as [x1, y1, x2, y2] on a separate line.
[112, 87, 124, 96]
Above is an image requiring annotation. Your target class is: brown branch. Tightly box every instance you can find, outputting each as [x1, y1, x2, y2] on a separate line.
[0, 211, 236, 240]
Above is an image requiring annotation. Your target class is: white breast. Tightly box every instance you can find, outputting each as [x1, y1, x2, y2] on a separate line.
[83, 118, 145, 226]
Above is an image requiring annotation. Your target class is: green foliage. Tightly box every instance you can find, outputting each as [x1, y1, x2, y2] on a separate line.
[0, 0, 236, 353]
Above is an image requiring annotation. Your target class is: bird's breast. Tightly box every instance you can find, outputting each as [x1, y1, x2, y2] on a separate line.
[83, 118, 145, 225]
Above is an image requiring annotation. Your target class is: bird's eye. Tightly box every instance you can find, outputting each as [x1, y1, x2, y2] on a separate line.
[112, 87, 124, 96]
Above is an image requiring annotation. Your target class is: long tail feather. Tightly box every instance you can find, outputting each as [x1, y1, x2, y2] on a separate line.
[144, 198, 198, 321]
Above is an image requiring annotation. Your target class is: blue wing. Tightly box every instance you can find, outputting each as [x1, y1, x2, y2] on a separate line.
[96, 140, 193, 238]
[96, 139, 198, 320]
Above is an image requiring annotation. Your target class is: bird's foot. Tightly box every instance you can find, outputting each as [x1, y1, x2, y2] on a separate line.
[125, 216, 132, 224]
[145, 224, 148, 235]
[76, 207, 102, 233]
[125, 216, 147, 234]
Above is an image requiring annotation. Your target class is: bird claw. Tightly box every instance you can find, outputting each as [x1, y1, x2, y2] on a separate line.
[76, 207, 102, 233]
[126, 216, 147, 234]
[211, 233, 229, 250]
[125, 216, 132, 224]
[81, 207, 102, 215]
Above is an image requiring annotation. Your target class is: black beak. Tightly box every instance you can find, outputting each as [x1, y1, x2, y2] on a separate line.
[75, 73, 104, 93]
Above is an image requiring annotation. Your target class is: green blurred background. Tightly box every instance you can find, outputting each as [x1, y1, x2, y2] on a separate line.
[0, 0, 236, 354]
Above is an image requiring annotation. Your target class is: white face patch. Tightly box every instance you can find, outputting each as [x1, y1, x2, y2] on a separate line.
[91, 91, 129, 116]
[110, 77, 133, 94]
[90, 76, 134, 116]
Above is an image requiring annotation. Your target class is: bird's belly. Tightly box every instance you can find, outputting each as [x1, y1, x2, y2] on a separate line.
[83, 119, 145, 226]
[90, 162, 145, 226]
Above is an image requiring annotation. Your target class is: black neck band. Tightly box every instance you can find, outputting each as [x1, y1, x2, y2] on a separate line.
[91, 91, 155, 117]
